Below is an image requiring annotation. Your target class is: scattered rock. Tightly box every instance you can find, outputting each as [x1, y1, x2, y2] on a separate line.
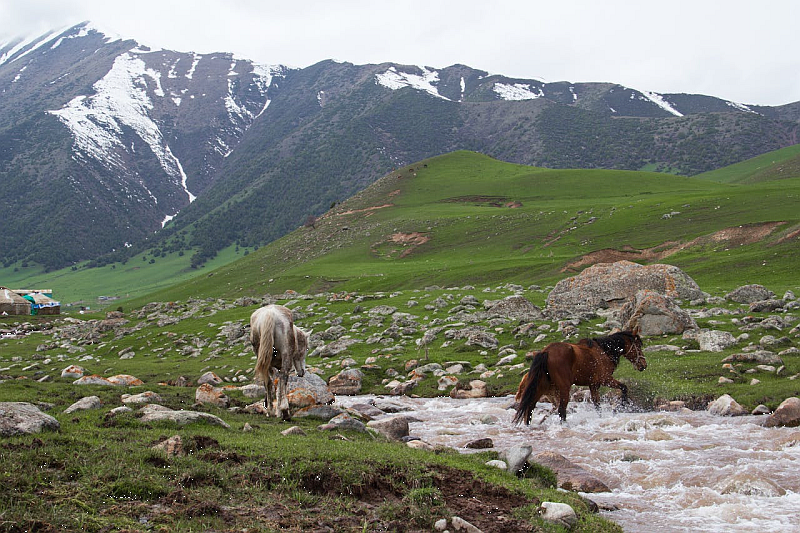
[725, 284, 774, 304]
[449, 380, 488, 399]
[541, 502, 578, 529]
[328, 368, 364, 395]
[152, 435, 183, 455]
[698, 330, 737, 352]
[708, 394, 747, 416]
[366, 416, 410, 441]
[64, 395, 103, 414]
[499, 444, 532, 474]
[121, 391, 164, 405]
[73, 374, 116, 386]
[620, 290, 697, 335]
[107, 375, 144, 386]
[451, 516, 483, 533]
[281, 426, 307, 436]
[195, 383, 229, 408]
[138, 407, 231, 428]
[532, 451, 610, 492]
[0, 402, 60, 436]
[763, 397, 800, 428]
[60, 365, 85, 379]
[485, 459, 507, 470]
[464, 438, 493, 449]
[197, 371, 223, 385]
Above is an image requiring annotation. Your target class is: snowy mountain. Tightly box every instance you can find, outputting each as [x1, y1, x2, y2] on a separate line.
[1, 22, 797, 270]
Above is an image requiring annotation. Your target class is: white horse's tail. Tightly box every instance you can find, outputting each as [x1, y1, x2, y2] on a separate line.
[253, 311, 275, 386]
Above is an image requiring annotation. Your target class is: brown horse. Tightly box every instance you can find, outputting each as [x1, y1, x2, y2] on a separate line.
[513, 328, 646, 424]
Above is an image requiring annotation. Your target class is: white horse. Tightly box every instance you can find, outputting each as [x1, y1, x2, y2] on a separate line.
[250, 304, 310, 420]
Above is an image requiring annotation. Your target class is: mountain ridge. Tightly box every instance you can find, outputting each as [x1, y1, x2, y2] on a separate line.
[1, 22, 798, 272]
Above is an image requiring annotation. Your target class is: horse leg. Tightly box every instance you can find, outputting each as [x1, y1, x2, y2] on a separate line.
[264, 368, 275, 417]
[278, 357, 293, 421]
[557, 386, 571, 422]
[589, 384, 602, 415]
[605, 378, 629, 404]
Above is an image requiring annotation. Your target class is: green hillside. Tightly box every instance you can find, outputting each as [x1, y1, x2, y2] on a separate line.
[138, 150, 800, 306]
[695, 144, 800, 183]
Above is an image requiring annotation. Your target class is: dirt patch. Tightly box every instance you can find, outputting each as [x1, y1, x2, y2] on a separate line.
[199, 451, 247, 464]
[305, 463, 536, 531]
[373, 232, 431, 259]
[389, 232, 430, 246]
[563, 221, 786, 272]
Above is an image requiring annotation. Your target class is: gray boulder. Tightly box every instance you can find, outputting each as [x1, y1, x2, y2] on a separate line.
[698, 330, 737, 352]
[620, 290, 697, 335]
[499, 444, 532, 474]
[533, 451, 610, 492]
[725, 284, 775, 304]
[366, 416, 410, 441]
[541, 502, 578, 529]
[313, 338, 362, 358]
[64, 396, 103, 414]
[0, 402, 60, 436]
[763, 397, 800, 428]
[546, 261, 704, 318]
[707, 394, 747, 416]
[328, 369, 364, 395]
[749, 299, 784, 313]
[138, 406, 231, 428]
[485, 295, 544, 321]
[722, 351, 783, 365]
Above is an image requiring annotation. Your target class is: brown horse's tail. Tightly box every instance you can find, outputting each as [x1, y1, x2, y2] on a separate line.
[513, 351, 549, 425]
[253, 312, 275, 386]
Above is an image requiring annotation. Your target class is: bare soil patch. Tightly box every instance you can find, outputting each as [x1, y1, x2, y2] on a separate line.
[563, 221, 785, 272]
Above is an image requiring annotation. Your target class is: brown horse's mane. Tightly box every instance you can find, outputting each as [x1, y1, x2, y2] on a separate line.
[579, 331, 638, 365]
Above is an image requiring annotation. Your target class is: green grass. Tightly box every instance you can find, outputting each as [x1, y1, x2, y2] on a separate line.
[7, 149, 800, 309]
[694, 144, 800, 184]
[0, 244, 251, 308]
[130, 150, 800, 308]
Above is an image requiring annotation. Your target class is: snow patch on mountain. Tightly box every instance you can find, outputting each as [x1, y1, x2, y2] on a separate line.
[252, 63, 283, 118]
[726, 100, 759, 114]
[493, 82, 543, 101]
[375, 66, 451, 101]
[48, 51, 194, 204]
[640, 90, 684, 117]
[186, 54, 201, 79]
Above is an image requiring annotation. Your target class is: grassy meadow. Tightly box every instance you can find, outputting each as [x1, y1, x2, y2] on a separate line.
[3, 148, 800, 531]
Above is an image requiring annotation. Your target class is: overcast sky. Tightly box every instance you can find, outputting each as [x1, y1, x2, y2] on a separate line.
[2, 0, 798, 106]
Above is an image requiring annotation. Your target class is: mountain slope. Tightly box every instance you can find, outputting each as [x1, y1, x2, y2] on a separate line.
[1, 23, 799, 273]
[143, 151, 800, 305]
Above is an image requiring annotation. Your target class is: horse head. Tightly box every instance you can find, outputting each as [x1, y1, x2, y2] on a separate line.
[293, 327, 311, 377]
[624, 326, 647, 371]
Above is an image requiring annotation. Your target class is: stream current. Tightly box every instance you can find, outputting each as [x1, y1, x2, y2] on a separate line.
[336, 395, 800, 532]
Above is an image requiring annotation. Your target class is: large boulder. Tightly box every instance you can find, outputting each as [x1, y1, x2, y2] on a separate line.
[546, 261, 704, 318]
[532, 451, 610, 492]
[286, 373, 335, 408]
[620, 290, 697, 335]
[763, 397, 800, 428]
[64, 396, 103, 414]
[0, 402, 60, 436]
[195, 383, 230, 408]
[485, 296, 544, 321]
[708, 394, 747, 416]
[328, 369, 364, 395]
[366, 416, 410, 441]
[725, 284, 775, 304]
[698, 330, 737, 352]
[138, 405, 231, 428]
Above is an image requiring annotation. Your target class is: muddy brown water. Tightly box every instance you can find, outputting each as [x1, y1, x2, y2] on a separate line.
[336, 395, 800, 533]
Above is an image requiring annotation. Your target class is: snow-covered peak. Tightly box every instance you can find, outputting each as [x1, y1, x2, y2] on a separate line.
[493, 82, 543, 101]
[375, 66, 451, 101]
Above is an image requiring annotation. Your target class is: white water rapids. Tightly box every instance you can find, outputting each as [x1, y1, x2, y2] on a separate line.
[336, 395, 800, 533]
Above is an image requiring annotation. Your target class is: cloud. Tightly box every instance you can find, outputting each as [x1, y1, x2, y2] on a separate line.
[1, 0, 798, 105]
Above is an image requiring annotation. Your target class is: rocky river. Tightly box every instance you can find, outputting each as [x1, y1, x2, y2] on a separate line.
[337, 395, 800, 533]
